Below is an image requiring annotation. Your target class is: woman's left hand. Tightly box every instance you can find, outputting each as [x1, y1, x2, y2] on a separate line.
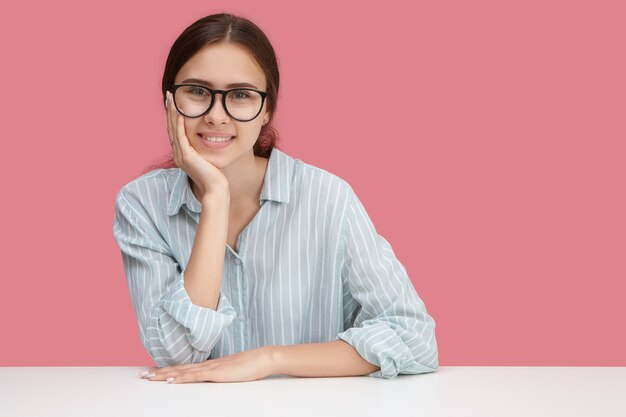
[139, 347, 276, 384]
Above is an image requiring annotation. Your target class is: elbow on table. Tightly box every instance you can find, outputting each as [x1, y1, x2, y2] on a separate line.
[394, 326, 439, 377]
[395, 350, 438, 377]
[411, 337, 439, 374]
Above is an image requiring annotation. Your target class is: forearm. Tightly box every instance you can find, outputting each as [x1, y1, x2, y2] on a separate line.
[268, 340, 380, 377]
[183, 192, 230, 310]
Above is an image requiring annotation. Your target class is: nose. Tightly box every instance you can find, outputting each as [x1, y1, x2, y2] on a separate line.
[203, 92, 230, 123]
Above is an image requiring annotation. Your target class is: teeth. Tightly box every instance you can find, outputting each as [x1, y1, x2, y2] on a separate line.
[203, 136, 233, 142]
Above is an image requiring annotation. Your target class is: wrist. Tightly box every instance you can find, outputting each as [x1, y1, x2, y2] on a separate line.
[201, 188, 230, 206]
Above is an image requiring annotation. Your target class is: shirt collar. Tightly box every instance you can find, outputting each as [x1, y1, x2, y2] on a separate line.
[166, 147, 294, 216]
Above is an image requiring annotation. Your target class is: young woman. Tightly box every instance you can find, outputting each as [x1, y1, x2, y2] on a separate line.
[113, 13, 438, 384]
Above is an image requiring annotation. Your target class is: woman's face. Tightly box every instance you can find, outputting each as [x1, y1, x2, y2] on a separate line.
[172, 42, 270, 168]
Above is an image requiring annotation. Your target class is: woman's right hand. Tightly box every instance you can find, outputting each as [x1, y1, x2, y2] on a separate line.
[166, 90, 230, 199]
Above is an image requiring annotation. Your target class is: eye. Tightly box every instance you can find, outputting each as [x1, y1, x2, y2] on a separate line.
[232, 90, 251, 99]
[186, 86, 209, 96]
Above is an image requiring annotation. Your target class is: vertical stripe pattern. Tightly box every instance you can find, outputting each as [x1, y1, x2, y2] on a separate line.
[112, 148, 438, 378]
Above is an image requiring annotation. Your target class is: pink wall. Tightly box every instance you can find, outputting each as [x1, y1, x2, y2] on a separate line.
[1, 0, 624, 366]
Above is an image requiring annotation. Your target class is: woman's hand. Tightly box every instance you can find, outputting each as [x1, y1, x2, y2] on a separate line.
[166, 91, 229, 198]
[139, 347, 276, 384]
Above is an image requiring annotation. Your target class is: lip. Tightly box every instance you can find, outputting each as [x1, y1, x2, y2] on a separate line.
[198, 132, 235, 138]
[198, 133, 235, 150]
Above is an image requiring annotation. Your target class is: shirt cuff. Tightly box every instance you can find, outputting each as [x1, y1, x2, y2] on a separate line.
[335, 321, 438, 379]
[159, 274, 238, 352]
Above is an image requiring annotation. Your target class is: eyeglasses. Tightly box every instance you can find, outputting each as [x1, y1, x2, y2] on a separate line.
[170, 84, 269, 122]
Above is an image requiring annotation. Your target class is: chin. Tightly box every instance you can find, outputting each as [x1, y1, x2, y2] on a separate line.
[197, 152, 231, 168]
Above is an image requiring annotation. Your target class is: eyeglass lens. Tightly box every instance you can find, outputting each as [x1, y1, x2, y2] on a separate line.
[174, 86, 263, 121]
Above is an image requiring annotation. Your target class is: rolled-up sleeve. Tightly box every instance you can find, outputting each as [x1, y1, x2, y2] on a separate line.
[113, 189, 237, 366]
[334, 185, 439, 379]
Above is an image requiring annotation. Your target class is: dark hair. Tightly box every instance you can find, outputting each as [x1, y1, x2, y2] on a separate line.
[144, 13, 281, 173]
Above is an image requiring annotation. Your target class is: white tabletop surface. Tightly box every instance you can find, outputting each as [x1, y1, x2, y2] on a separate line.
[1, 366, 624, 417]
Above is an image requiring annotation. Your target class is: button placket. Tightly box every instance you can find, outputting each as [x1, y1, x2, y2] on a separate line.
[232, 227, 251, 352]
[236, 255, 247, 351]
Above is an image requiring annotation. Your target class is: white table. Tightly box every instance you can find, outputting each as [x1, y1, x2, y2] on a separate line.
[1, 366, 624, 417]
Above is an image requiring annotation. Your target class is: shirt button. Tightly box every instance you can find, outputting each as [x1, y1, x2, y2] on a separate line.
[238, 314, 247, 321]
[234, 258, 242, 265]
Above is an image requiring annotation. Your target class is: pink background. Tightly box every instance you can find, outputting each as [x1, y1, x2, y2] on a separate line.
[1, 0, 624, 366]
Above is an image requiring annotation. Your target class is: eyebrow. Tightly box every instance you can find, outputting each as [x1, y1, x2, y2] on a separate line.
[180, 78, 260, 89]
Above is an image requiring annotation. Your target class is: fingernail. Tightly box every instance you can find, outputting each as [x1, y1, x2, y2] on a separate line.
[167, 377, 175, 383]
[139, 371, 150, 377]
[145, 372, 156, 378]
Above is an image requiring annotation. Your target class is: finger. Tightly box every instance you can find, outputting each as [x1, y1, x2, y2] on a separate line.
[168, 93, 181, 160]
[142, 367, 187, 381]
[176, 111, 192, 151]
[144, 364, 216, 383]
[168, 367, 218, 384]
[140, 358, 218, 379]
[166, 92, 175, 145]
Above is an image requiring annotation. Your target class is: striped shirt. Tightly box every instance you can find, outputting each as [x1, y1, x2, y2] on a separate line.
[112, 147, 438, 379]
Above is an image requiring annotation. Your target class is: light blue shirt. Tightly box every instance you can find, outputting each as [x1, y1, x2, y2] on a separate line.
[112, 147, 438, 378]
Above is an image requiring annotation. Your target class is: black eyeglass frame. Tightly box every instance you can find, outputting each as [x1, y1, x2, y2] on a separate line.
[169, 84, 269, 122]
